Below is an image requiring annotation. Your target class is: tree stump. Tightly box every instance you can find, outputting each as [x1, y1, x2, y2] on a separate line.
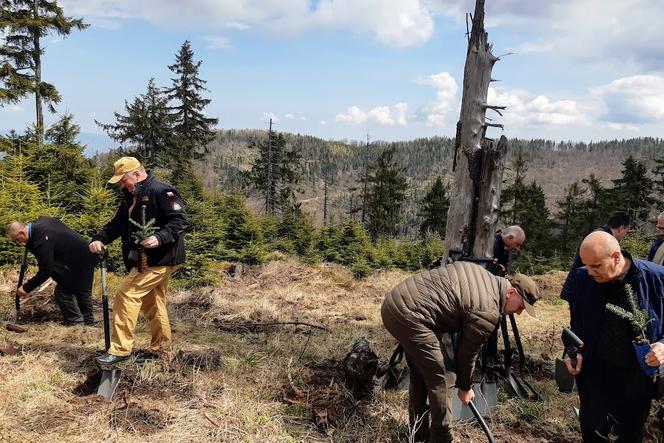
[342, 337, 379, 399]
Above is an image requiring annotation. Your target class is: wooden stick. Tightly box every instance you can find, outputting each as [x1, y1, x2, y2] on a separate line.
[219, 321, 330, 332]
[203, 412, 220, 428]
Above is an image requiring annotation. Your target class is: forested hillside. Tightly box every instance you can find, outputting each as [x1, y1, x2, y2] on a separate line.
[201, 130, 664, 229]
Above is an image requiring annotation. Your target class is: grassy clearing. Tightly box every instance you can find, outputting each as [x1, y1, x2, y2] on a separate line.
[0, 260, 662, 442]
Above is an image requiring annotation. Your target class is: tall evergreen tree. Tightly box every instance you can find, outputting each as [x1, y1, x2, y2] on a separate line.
[651, 157, 664, 206]
[581, 173, 611, 231]
[96, 78, 173, 167]
[418, 176, 449, 238]
[247, 130, 302, 215]
[555, 181, 587, 254]
[25, 113, 91, 211]
[44, 112, 79, 145]
[165, 40, 218, 165]
[365, 147, 408, 240]
[0, 153, 56, 262]
[0, 0, 88, 140]
[515, 181, 552, 253]
[612, 154, 655, 224]
[499, 149, 528, 224]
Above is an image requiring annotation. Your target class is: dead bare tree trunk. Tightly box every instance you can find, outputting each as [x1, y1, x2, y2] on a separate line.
[444, 0, 507, 262]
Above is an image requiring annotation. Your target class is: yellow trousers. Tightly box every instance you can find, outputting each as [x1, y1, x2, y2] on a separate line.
[109, 265, 177, 356]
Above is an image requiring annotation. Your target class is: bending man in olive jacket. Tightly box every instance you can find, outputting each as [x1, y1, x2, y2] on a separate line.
[8, 217, 97, 325]
[89, 157, 187, 366]
[381, 261, 539, 443]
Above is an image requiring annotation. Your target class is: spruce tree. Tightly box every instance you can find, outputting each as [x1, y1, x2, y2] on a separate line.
[165, 40, 218, 165]
[0, 0, 88, 140]
[499, 149, 528, 225]
[96, 78, 173, 167]
[25, 113, 91, 211]
[247, 131, 302, 215]
[418, 176, 449, 238]
[612, 154, 655, 224]
[365, 146, 408, 240]
[652, 157, 664, 207]
[515, 181, 552, 253]
[581, 173, 610, 231]
[555, 181, 587, 254]
[0, 154, 56, 263]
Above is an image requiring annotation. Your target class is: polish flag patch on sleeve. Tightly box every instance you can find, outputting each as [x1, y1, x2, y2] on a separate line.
[166, 191, 175, 197]
[173, 202, 182, 210]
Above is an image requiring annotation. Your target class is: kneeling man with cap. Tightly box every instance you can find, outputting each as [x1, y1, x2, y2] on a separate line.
[89, 157, 188, 365]
[381, 261, 539, 443]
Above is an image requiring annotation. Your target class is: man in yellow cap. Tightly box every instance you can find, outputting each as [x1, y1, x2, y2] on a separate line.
[89, 157, 188, 365]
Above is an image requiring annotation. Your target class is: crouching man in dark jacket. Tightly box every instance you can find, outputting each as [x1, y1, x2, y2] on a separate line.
[381, 261, 539, 443]
[7, 217, 98, 325]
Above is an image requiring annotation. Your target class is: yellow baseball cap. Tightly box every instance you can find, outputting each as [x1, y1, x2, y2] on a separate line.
[108, 156, 142, 184]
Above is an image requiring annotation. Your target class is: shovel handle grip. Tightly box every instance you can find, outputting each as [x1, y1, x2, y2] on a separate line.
[15, 247, 28, 316]
[468, 401, 496, 443]
[98, 251, 110, 351]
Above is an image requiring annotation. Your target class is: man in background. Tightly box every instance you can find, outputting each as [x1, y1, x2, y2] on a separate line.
[490, 225, 526, 276]
[568, 211, 631, 274]
[7, 217, 97, 325]
[647, 211, 664, 265]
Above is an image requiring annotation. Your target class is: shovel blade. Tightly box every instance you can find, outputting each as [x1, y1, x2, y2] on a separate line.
[97, 369, 122, 401]
[451, 382, 497, 421]
[506, 372, 529, 399]
[555, 357, 575, 393]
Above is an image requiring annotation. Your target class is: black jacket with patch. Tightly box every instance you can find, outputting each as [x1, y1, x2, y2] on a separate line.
[23, 216, 98, 293]
[92, 173, 188, 271]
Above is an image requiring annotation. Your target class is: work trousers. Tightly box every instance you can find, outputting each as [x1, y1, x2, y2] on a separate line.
[381, 301, 456, 443]
[577, 360, 654, 443]
[54, 284, 94, 325]
[109, 265, 177, 356]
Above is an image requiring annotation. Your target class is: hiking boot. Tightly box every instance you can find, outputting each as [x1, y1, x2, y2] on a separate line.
[61, 320, 84, 327]
[96, 353, 130, 366]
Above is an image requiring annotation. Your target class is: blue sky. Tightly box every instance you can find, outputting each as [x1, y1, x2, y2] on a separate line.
[2, 0, 663, 152]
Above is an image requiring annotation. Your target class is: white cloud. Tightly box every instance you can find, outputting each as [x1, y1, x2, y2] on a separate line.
[299, 116, 307, 121]
[487, 87, 590, 127]
[599, 122, 640, 132]
[336, 102, 409, 126]
[203, 35, 232, 49]
[226, 21, 250, 31]
[300, 0, 434, 48]
[87, 17, 123, 30]
[507, 41, 553, 54]
[60, 0, 435, 48]
[590, 75, 664, 124]
[320, 120, 327, 125]
[416, 71, 458, 127]
[285, 113, 295, 119]
[428, 0, 664, 71]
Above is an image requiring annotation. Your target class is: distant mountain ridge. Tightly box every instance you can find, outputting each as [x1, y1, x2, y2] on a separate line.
[198, 130, 664, 231]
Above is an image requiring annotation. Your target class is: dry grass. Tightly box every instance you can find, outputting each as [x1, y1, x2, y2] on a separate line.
[0, 260, 661, 442]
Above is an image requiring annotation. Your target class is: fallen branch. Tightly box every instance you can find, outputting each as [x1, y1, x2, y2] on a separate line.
[217, 321, 330, 332]
[287, 356, 306, 398]
[203, 412, 220, 428]
[5, 323, 27, 333]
